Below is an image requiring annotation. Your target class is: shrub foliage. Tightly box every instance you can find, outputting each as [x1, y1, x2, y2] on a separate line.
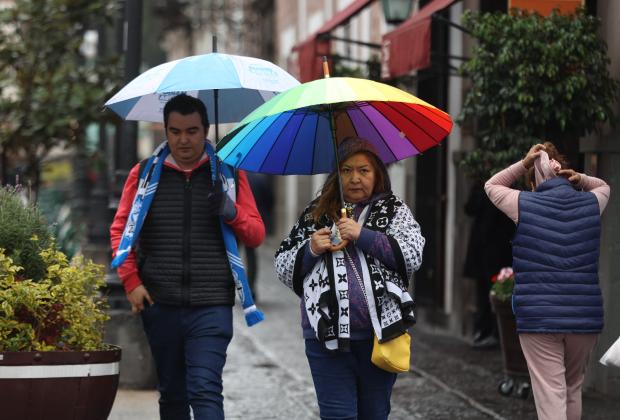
[0, 187, 53, 281]
[0, 188, 108, 351]
[459, 9, 619, 182]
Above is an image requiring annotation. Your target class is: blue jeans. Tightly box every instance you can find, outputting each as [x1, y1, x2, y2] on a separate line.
[305, 339, 397, 420]
[141, 304, 233, 420]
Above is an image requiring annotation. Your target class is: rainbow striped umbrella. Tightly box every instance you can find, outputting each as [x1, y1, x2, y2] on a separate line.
[217, 76, 453, 175]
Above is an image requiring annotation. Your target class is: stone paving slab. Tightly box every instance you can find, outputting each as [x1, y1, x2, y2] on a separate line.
[411, 328, 620, 420]
[223, 326, 318, 419]
[109, 390, 158, 419]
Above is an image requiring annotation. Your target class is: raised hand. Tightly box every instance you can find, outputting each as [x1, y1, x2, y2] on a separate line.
[558, 169, 581, 186]
[522, 143, 546, 169]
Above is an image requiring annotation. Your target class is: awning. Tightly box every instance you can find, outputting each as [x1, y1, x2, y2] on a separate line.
[292, 0, 373, 82]
[381, 0, 456, 79]
[509, 0, 584, 16]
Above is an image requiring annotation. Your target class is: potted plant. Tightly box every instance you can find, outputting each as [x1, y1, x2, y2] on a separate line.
[489, 267, 530, 399]
[0, 186, 121, 420]
[490, 267, 515, 303]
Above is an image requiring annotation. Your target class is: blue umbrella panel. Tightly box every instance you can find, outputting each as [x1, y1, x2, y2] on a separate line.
[218, 108, 339, 175]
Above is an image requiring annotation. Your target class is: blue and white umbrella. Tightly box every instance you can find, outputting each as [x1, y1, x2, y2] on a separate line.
[105, 52, 299, 125]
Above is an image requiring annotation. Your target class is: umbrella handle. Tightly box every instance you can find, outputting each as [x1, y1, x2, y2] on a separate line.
[329, 239, 349, 252]
[329, 208, 349, 252]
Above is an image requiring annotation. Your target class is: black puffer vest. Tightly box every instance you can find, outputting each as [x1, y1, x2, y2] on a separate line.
[137, 163, 234, 306]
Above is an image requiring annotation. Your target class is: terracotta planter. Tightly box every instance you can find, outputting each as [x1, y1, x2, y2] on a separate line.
[0, 345, 121, 420]
[490, 293, 530, 399]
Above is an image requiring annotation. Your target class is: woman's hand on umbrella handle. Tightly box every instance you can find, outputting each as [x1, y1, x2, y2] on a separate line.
[522, 143, 546, 169]
[336, 217, 361, 242]
[329, 208, 349, 252]
[310, 228, 333, 256]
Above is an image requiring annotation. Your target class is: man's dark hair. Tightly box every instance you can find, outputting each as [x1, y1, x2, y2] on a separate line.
[163, 93, 210, 131]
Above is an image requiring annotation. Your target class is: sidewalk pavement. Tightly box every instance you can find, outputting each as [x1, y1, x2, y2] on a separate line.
[108, 243, 620, 420]
[407, 327, 620, 420]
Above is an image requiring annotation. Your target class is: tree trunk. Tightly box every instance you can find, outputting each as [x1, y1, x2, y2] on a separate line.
[0, 148, 7, 185]
[25, 156, 41, 204]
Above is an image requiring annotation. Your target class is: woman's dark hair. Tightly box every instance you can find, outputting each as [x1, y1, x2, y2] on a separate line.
[312, 147, 388, 222]
[163, 93, 210, 131]
[526, 141, 568, 188]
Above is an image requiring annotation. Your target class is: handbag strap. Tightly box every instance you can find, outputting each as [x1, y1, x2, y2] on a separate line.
[344, 249, 369, 307]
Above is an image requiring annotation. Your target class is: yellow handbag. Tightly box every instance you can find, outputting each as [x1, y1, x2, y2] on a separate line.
[371, 332, 411, 373]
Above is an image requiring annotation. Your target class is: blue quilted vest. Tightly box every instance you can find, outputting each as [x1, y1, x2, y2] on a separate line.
[512, 177, 603, 334]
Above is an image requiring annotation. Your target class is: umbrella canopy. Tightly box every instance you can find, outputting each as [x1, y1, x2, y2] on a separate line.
[216, 77, 452, 174]
[104, 52, 300, 124]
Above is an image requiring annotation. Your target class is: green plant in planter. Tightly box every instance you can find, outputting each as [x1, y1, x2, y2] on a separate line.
[459, 9, 619, 182]
[0, 186, 53, 281]
[0, 187, 109, 351]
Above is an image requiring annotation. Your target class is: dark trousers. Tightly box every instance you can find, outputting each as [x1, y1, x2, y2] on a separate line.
[474, 275, 497, 339]
[305, 339, 397, 420]
[141, 304, 233, 420]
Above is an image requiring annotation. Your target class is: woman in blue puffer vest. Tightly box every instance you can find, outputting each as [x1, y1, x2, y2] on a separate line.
[485, 142, 610, 420]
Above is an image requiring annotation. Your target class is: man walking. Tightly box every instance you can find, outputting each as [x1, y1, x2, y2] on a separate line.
[110, 94, 265, 419]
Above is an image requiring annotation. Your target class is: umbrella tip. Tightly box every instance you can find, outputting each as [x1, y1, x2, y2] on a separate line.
[322, 56, 330, 78]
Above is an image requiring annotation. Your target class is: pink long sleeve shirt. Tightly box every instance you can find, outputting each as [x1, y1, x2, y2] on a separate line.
[484, 161, 610, 223]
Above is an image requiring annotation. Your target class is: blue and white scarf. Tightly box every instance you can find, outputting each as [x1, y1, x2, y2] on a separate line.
[111, 140, 264, 327]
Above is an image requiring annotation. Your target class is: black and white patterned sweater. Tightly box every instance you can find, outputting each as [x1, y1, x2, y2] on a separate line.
[275, 194, 425, 351]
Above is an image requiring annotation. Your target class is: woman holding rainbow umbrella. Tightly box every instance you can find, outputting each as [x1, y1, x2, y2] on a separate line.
[218, 61, 452, 419]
